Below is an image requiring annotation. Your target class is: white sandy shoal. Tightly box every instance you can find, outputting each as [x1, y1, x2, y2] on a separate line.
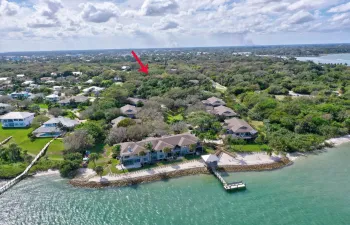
[326, 135, 350, 146]
[218, 152, 283, 166]
[89, 160, 205, 182]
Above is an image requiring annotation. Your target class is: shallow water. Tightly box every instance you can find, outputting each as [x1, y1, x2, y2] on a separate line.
[296, 53, 350, 65]
[0, 144, 349, 225]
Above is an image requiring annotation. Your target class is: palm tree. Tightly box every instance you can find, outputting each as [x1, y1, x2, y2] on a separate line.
[144, 142, 154, 163]
[94, 166, 104, 178]
[89, 153, 99, 168]
[163, 147, 172, 158]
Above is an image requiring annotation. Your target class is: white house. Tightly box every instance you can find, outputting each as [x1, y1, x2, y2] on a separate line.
[82, 86, 104, 94]
[33, 116, 79, 137]
[0, 112, 35, 128]
[46, 94, 60, 102]
[73, 72, 83, 76]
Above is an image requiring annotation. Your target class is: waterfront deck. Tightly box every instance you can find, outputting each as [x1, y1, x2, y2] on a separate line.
[210, 166, 246, 191]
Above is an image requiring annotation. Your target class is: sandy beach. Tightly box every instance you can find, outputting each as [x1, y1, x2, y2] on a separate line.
[326, 135, 350, 146]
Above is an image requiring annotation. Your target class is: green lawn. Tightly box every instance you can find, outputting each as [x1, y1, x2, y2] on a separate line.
[166, 113, 184, 124]
[39, 103, 49, 109]
[229, 144, 269, 152]
[0, 127, 65, 159]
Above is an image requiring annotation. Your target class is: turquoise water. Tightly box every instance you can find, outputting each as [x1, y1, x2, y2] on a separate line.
[296, 53, 350, 65]
[1, 144, 349, 225]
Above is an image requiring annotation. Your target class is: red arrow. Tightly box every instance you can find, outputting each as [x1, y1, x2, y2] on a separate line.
[131, 50, 148, 74]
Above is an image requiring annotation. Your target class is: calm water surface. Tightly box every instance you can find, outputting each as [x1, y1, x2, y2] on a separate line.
[0, 144, 349, 225]
[296, 53, 350, 65]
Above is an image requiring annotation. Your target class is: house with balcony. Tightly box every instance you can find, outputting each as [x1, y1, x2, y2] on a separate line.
[119, 134, 201, 168]
[46, 94, 60, 102]
[0, 112, 35, 128]
[202, 97, 226, 107]
[210, 105, 238, 118]
[223, 118, 257, 140]
[33, 116, 79, 137]
[9, 91, 31, 99]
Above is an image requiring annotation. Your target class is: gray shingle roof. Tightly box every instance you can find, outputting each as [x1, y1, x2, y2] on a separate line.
[0, 112, 34, 120]
[44, 117, 79, 128]
[224, 118, 257, 134]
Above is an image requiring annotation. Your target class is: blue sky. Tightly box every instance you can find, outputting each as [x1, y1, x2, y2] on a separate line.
[0, 0, 350, 52]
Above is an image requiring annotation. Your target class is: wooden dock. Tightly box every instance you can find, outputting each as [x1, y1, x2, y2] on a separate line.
[0, 139, 54, 195]
[211, 167, 246, 191]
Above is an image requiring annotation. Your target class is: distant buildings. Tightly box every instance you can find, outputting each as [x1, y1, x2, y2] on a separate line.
[121, 66, 131, 71]
[46, 94, 60, 102]
[33, 117, 79, 137]
[9, 91, 31, 99]
[73, 72, 83, 76]
[0, 112, 35, 128]
[58, 96, 89, 106]
[82, 86, 104, 94]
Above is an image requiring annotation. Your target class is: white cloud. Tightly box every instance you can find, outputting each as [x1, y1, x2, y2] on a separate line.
[328, 2, 350, 13]
[80, 2, 120, 23]
[153, 18, 179, 30]
[330, 13, 349, 22]
[141, 0, 179, 16]
[0, 0, 20, 16]
[288, 10, 315, 24]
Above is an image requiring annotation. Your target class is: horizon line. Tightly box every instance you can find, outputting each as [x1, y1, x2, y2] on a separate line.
[1, 42, 350, 54]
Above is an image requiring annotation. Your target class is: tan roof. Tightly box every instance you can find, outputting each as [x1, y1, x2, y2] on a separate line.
[224, 118, 257, 134]
[206, 97, 225, 105]
[121, 104, 137, 114]
[120, 134, 198, 156]
[213, 106, 237, 116]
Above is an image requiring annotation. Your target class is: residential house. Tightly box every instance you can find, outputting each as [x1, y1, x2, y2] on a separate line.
[46, 94, 60, 102]
[58, 96, 89, 106]
[119, 134, 201, 168]
[121, 104, 137, 118]
[33, 117, 79, 137]
[16, 74, 25, 79]
[85, 79, 94, 84]
[0, 112, 35, 128]
[40, 77, 53, 82]
[223, 118, 257, 139]
[28, 93, 44, 101]
[210, 105, 238, 118]
[82, 86, 105, 95]
[127, 97, 145, 106]
[114, 76, 123, 82]
[73, 72, 83, 76]
[52, 86, 63, 91]
[22, 80, 34, 86]
[121, 66, 131, 71]
[9, 91, 31, 99]
[202, 97, 226, 107]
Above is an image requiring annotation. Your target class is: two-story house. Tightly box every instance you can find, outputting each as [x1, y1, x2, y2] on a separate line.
[0, 112, 35, 128]
[210, 105, 238, 118]
[46, 94, 60, 102]
[33, 117, 79, 137]
[223, 118, 257, 140]
[9, 91, 31, 99]
[119, 134, 201, 168]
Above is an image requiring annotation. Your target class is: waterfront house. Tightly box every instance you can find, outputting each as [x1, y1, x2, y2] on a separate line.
[119, 134, 201, 168]
[202, 97, 226, 107]
[58, 96, 89, 106]
[9, 91, 31, 99]
[33, 116, 79, 137]
[121, 104, 137, 118]
[46, 94, 60, 102]
[0, 112, 35, 128]
[223, 118, 257, 139]
[211, 105, 238, 118]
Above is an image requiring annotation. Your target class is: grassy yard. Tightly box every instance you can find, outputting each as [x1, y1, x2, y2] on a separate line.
[166, 113, 184, 124]
[39, 103, 49, 109]
[229, 144, 269, 152]
[0, 127, 65, 159]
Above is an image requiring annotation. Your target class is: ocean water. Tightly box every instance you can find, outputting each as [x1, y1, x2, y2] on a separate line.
[296, 53, 350, 65]
[0, 143, 349, 225]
